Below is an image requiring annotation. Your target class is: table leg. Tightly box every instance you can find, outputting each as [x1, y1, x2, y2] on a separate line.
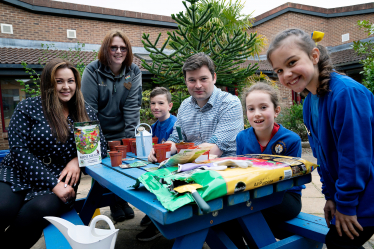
[206, 227, 238, 249]
[79, 179, 106, 225]
[172, 228, 209, 249]
[238, 211, 276, 249]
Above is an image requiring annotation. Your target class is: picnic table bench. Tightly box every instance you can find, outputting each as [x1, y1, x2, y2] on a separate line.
[44, 153, 328, 249]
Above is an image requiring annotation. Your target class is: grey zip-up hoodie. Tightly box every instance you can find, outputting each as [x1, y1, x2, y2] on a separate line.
[81, 60, 142, 141]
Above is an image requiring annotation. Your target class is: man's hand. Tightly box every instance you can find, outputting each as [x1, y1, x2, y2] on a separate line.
[335, 210, 363, 239]
[324, 199, 336, 228]
[59, 157, 80, 187]
[199, 143, 223, 157]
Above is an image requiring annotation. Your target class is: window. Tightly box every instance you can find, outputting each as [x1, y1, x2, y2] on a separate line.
[1, 78, 35, 131]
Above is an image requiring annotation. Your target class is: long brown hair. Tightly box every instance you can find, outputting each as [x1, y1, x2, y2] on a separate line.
[267, 28, 334, 96]
[98, 30, 133, 68]
[40, 58, 90, 143]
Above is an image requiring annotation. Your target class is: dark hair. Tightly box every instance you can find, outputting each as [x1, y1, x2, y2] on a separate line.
[40, 58, 90, 143]
[266, 28, 333, 96]
[241, 82, 279, 112]
[182, 52, 215, 79]
[98, 30, 133, 68]
[150, 87, 172, 103]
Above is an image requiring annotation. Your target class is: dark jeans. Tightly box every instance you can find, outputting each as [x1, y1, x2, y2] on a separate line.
[325, 225, 374, 249]
[217, 191, 302, 249]
[0, 182, 69, 249]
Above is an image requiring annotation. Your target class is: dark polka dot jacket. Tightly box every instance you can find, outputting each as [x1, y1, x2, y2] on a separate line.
[0, 97, 107, 201]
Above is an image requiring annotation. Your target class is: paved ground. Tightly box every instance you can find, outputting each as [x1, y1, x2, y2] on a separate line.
[32, 149, 374, 249]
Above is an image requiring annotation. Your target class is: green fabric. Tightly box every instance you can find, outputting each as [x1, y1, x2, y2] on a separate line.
[137, 167, 227, 211]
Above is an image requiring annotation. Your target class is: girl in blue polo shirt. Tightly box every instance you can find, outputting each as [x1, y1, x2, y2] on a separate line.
[267, 28, 374, 249]
[237, 82, 304, 236]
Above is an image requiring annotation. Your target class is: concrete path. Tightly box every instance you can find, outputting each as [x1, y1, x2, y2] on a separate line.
[32, 149, 374, 249]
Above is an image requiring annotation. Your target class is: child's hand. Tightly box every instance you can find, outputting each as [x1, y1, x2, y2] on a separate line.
[324, 199, 336, 227]
[148, 148, 157, 162]
[335, 210, 363, 239]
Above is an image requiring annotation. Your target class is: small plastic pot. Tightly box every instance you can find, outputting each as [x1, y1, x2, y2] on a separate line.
[108, 140, 121, 151]
[131, 141, 137, 155]
[152, 137, 158, 145]
[115, 145, 128, 159]
[154, 144, 169, 163]
[108, 151, 122, 167]
[162, 143, 172, 158]
[121, 138, 136, 151]
[176, 142, 195, 153]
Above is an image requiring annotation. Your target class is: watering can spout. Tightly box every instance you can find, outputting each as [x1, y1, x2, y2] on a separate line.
[44, 216, 73, 238]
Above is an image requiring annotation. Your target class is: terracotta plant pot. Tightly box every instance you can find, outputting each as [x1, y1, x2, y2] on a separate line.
[152, 137, 158, 145]
[108, 141, 121, 151]
[108, 151, 122, 167]
[176, 142, 195, 153]
[131, 141, 137, 155]
[115, 145, 128, 159]
[122, 138, 136, 152]
[154, 144, 169, 163]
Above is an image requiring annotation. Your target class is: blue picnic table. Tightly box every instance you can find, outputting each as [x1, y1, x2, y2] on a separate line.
[78, 153, 322, 249]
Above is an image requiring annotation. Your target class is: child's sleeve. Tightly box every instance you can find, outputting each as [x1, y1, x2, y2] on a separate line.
[332, 88, 373, 216]
[236, 132, 243, 156]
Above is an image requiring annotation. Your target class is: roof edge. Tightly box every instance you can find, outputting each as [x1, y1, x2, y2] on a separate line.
[3, 0, 178, 28]
[253, 2, 374, 27]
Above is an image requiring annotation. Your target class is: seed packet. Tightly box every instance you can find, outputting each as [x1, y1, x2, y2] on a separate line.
[74, 121, 102, 167]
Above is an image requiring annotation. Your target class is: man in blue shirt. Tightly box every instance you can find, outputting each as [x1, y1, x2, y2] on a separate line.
[148, 52, 244, 162]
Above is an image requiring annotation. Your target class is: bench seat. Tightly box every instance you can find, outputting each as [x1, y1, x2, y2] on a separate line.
[280, 212, 329, 243]
[43, 209, 83, 249]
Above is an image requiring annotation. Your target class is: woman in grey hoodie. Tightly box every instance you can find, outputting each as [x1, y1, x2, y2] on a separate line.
[81, 30, 142, 222]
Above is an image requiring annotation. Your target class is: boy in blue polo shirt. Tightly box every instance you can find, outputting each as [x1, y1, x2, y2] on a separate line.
[150, 87, 177, 144]
[137, 87, 177, 241]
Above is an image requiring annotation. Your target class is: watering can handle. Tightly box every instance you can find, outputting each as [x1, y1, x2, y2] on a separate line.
[135, 123, 152, 137]
[90, 215, 116, 237]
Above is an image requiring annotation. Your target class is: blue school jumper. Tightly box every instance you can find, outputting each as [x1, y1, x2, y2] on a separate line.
[304, 72, 374, 227]
[236, 124, 304, 195]
[151, 115, 177, 144]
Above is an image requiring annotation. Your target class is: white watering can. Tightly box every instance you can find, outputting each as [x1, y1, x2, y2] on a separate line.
[135, 123, 152, 159]
[44, 215, 118, 249]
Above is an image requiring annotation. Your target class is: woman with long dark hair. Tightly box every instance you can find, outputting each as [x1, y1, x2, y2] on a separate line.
[0, 58, 107, 248]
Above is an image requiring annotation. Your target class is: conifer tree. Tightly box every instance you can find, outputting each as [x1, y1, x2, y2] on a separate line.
[141, 0, 258, 89]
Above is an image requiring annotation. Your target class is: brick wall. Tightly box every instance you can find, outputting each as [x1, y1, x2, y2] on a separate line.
[249, 10, 374, 55]
[0, 2, 175, 47]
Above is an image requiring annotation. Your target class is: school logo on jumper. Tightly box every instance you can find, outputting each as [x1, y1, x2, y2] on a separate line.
[98, 81, 107, 87]
[234, 181, 246, 193]
[272, 140, 286, 155]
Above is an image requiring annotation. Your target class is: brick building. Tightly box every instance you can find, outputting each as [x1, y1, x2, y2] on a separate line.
[0, 0, 373, 149]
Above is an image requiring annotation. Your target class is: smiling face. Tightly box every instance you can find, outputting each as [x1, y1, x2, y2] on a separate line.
[150, 94, 173, 122]
[270, 37, 320, 94]
[55, 68, 76, 106]
[246, 90, 280, 135]
[109, 36, 127, 69]
[185, 65, 216, 108]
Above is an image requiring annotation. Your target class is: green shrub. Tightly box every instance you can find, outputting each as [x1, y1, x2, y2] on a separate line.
[276, 101, 308, 141]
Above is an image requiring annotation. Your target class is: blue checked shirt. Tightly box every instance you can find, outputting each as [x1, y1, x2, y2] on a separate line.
[168, 86, 244, 157]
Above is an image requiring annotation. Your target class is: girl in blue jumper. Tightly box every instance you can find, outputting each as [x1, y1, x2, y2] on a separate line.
[237, 82, 304, 234]
[267, 28, 374, 249]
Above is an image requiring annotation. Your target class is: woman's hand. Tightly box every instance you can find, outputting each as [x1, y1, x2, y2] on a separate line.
[335, 210, 363, 239]
[59, 157, 80, 187]
[52, 181, 76, 203]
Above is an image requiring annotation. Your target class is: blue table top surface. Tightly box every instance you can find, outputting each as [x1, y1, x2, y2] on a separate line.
[85, 153, 311, 225]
